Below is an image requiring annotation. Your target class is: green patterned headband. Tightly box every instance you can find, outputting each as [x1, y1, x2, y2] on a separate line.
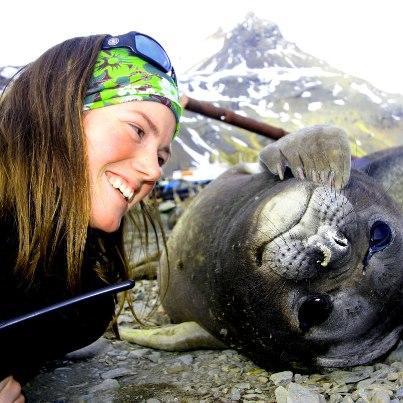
[83, 48, 182, 137]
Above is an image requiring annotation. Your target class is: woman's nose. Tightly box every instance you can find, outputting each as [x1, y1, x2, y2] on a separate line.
[132, 154, 162, 182]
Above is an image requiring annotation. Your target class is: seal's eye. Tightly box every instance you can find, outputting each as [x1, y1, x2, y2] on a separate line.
[298, 295, 332, 332]
[369, 221, 392, 253]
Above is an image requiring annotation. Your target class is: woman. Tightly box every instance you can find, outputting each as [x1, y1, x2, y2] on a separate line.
[0, 31, 182, 400]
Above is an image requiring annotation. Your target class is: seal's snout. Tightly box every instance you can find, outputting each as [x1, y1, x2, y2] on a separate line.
[307, 226, 350, 268]
[298, 295, 333, 332]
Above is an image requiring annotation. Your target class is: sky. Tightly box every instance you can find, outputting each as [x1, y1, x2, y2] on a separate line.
[1, 0, 403, 95]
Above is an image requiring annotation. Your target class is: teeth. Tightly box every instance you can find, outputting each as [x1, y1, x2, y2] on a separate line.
[107, 175, 134, 201]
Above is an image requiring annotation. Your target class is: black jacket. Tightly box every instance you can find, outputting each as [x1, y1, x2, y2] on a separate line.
[0, 214, 116, 382]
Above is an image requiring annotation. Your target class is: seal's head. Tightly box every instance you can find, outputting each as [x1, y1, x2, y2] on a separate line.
[217, 169, 402, 368]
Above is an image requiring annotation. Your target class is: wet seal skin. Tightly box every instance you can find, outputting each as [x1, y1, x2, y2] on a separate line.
[121, 125, 403, 369]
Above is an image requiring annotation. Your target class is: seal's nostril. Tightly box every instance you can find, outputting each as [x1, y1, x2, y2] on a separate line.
[334, 237, 348, 247]
[298, 295, 333, 332]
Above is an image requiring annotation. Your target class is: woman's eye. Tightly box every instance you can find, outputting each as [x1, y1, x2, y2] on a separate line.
[158, 156, 166, 167]
[129, 124, 145, 138]
[369, 221, 392, 252]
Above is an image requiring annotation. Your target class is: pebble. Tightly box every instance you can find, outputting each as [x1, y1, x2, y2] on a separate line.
[370, 389, 392, 403]
[258, 376, 268, 384]
[387, 372, 399, 381]
[127, 348, 151, 358]
[65, 337, 111, 361]
[89, 378, 120, 393]
[269, 371, 293, 385]
[294, 373, 309, 383]
[329, 369, 371, 384]
[395, 387, 403, 398]
[147, 351, 162, 363]
[101, 368, 132, 379]
[395, 387, 403, 399]
[166, 363, 186, 374]
[177, 354, 194, 365]
[275, 383, 325, 403]
[328, 394, 342, 403]
[233, 382, 250, 389]
[230, 387, 241, 400]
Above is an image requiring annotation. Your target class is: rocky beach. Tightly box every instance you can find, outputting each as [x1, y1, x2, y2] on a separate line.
[24, 279, 403, 402]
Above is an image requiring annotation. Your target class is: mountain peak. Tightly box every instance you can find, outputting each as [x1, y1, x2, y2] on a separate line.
[233, 12, 282, 41]
[197, 14, 317, 72]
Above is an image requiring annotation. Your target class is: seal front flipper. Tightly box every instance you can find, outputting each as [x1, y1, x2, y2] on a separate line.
[259, 124, 351, 189]
[353, 145, 403, 210]
[119, 321, 227, 351]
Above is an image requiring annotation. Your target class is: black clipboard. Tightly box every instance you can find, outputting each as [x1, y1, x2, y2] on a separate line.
[0, 279, 135, 332]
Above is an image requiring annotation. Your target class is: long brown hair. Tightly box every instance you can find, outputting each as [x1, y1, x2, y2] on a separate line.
[0, 34, 122, 291]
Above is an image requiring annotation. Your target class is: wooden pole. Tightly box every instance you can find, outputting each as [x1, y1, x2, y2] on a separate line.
[181, 95, 288, 140]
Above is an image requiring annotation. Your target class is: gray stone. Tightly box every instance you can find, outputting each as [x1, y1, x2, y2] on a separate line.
[177, 354, 194, 365]
[243, 393, 263, 399]
[387, 372, 399, 381]
[276, 383, 325, 403]
[368, 382, 395, 392]
[356, 389, 370, 400]
[101, 368, 132, 379]
[371, 368, 390, 380]
[328, 394, 343, 403]
[107, 349, 121, 357]
[166, 363, 186, 374]
[258, 376, 268, 384]
[329, 384, 349, 394]
[357, 378, 375, 389]
[66, 338, 111, 361]
[340, 397, 354, 403]
[148, 351, 162, 363]
[233, 382, 250, 389]
[274, 386, 288, 403]
[89, 378, 120, 393]
[370, 389, 391, 403]
[374, 363, 389, 370]
[294, 373, 308, 383]
[390, 361, 403, 371]
[395, 387, 403, 398]
[329, 369, 370, 384]
[127, 348, 151, 358]
[270, 371, 293, 386]
[286, 383, 325, 403]
[230, 387, 241, 401]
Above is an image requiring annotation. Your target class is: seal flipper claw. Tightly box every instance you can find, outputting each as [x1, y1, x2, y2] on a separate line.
[119, 321, 227, 351]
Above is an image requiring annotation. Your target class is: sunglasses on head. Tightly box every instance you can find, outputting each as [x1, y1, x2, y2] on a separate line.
[101, 31, 177, 85]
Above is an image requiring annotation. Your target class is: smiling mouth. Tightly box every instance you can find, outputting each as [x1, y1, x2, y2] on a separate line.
[106, 172, 136, 203]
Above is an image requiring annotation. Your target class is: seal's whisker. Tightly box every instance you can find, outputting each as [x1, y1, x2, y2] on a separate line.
[260, 211, 294, 249]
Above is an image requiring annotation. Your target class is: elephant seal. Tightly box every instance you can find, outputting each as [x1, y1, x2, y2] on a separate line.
[121, 125, 403, 369]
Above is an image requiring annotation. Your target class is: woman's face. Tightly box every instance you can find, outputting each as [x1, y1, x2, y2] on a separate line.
[83, 101, 175, 232]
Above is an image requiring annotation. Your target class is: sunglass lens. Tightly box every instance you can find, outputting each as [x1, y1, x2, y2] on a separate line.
[135, 34, 171, 72]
